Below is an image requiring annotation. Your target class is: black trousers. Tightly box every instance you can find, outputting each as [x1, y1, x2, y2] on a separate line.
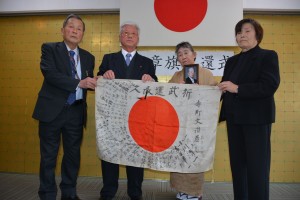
[100, 160, 144, 199]
[226, 122, 271, 200]
[38, 103, 84, 200]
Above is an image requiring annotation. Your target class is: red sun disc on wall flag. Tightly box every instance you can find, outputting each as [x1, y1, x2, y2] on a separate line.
[154, 0, 208, 32]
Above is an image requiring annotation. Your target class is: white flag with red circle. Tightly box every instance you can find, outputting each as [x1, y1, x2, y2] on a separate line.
[120, 0, 243, 46]
[95, 78, 221, 173]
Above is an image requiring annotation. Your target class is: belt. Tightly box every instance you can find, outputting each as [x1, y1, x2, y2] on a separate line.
[65, 99, 84, 108]
[73, 99, 84, 105]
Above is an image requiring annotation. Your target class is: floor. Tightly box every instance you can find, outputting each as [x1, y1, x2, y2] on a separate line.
[0, 172, 299, 200]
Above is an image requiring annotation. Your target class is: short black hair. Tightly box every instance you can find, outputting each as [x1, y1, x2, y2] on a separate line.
[62, 14, 85, 32]
[235, 18, 263, 45]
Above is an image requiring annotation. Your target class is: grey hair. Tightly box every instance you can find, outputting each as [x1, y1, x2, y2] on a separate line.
[175, 41, 195, 54]
[63, 14, 85, 32]
[120, 21, 140, 35]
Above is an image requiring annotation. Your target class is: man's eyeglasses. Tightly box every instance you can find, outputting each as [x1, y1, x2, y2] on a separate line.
[121, 32, 138, 38]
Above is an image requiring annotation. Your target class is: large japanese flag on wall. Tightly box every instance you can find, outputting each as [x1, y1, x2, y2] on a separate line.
[95, 78, 221, 173]
[120, 0, 243, 46]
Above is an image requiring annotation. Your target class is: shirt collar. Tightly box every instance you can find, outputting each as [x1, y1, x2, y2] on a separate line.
[122, 49, 136, 58]
[65, 43, 79, 55]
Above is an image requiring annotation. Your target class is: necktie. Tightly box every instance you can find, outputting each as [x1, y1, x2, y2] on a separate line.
[125, 53, 131, 66]
[66, 51, 76, 105]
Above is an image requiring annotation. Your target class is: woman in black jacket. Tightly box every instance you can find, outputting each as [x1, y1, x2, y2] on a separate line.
[218, 18, 280, 200]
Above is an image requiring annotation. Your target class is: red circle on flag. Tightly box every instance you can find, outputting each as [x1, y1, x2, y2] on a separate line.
[128, 96, 179, 153]
[154, 0, 208, 32]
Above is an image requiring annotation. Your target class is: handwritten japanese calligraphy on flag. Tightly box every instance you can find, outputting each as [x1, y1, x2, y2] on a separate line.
[95, 78, 221, 173]
[120, 0, 243, 46]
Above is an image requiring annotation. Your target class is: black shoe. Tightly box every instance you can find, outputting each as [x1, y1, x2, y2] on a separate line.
[99, 197, 113, 200]
[131, 197, 143, 200]
[61, 196, 82, 200]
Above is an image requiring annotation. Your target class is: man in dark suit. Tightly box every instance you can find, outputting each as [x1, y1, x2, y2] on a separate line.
[185, 67, 197, 84]
[97, 22, 157, 200]
[32, 14, 97, 200]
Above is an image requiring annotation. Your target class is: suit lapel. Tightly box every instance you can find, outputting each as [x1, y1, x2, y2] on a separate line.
[116, 51, 128, 78]
[117, 51, 126, 67]
[223, 55, 239, 81]
[57, 42, 72, 76]
[78, 47, 87, 79]
[132, 53, 144, 70]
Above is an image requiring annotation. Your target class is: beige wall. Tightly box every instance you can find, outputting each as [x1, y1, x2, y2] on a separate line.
[0, 14, 299, 182]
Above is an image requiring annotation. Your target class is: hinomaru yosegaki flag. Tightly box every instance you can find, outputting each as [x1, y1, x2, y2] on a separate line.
[95, 78, 221, 173]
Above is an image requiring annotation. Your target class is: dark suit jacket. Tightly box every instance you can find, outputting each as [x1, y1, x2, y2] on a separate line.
[219, 46, 280, 124]
[97, 51, 157, 81]
[185, 77, 197, 84]
[32, 42, 95, 124]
